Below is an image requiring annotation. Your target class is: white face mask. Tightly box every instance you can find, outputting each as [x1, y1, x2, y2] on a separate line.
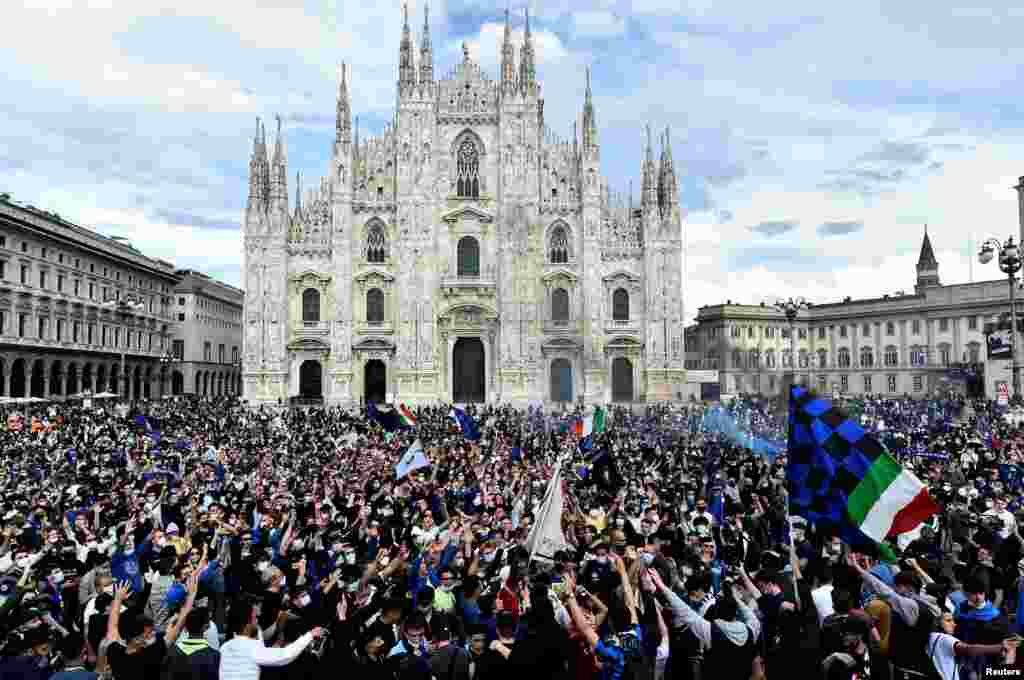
[258, 561, 270, 573]
[298, 594, 311, 607]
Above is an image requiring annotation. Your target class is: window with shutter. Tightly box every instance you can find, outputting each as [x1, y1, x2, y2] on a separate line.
[457, 236, 480, 277]
[366, 288, 385, 325]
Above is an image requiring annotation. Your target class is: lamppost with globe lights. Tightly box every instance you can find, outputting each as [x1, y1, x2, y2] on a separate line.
[978, 236, 1022, 399]
[160, 349, 181, 396]
[774, 297, 810, 394]
[101, 296, 146, 398]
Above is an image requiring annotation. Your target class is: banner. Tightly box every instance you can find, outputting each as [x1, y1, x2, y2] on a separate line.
[988, 328, 1013, 359]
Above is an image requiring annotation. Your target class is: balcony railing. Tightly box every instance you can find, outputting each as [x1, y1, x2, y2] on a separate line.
[605, 318, 639, 333]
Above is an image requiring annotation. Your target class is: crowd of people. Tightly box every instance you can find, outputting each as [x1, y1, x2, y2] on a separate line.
[0, 391, 1022, 680]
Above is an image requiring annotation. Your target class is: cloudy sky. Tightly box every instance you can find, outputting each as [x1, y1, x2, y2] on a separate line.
[4, 0, 1024, 322]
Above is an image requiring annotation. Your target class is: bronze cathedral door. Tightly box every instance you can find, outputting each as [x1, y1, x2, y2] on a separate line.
[452, 338, 485, 403]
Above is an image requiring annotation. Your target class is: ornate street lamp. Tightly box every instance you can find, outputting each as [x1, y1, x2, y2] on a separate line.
[774, 297, 809, 374]
[979, 236, 1022, 399]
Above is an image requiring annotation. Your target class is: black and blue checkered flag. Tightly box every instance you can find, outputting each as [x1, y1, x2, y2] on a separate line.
[787, 385, 934, 561]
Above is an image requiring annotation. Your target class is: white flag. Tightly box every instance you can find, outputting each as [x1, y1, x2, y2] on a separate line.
[395, 439, 430, 479]
[525, 463, 570, 562]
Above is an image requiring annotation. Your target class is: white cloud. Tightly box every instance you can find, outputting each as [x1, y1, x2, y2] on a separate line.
[572, 10, 625, 37]
[2, 0, 1024, 314]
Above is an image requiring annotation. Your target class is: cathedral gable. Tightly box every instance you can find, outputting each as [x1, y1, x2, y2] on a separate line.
[441, 205, 493, 224]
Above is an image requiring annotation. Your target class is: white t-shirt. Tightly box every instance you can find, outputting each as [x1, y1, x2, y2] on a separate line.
[811, 584, 835, 626]
[927, 632, 959, 680]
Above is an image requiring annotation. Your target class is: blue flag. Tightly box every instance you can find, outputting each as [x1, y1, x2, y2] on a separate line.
[368, 402, 405, 432]
[395, 439, 430, 479]
[449, 407, 481, 441]
[134, 415, 161, 444]
[787, 386, 909, 561]
[709, 484, 725, 526]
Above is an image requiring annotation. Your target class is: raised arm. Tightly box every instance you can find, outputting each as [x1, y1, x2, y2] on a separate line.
[648, 568, 711, 646]
[612, 554, 638, 626]
[251, 628, 323, 666]
[106, 581, 131, 643]
[165, 572, 199, 645]
[847, 552, 920, 626]
[562, 573, 599, 651]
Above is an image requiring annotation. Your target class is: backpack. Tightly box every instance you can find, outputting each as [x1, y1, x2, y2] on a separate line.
[160, 639, 220, 680]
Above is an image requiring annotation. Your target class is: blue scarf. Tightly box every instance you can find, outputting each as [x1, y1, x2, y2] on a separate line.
[958, 601, 1000, 622]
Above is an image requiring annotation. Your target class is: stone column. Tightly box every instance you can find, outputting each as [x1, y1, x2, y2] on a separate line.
[953, 317, 962, 363]
[40, 370, 49, 399]
[446, 335, 455, 401]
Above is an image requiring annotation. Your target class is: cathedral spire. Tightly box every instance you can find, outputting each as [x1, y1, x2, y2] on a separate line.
[398, 3, 416, 90]
[270, 115, 289, 212]
[293, 171, 302, 220]
[581, 66, 598, 154]
[641, 124, 657, 211]
[336, 62, 351, 145]
[419, 3, 434, 84]
[500, 6, 516, 93]
[519, 7, 536, 94]
[916, 225, 940, 290]
[247, 116, 263, 212]
[661, 125, 678, 214]
[259, 120, 270, 211]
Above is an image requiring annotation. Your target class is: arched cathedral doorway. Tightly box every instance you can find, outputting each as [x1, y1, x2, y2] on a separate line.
[364, 360, 387, 404]
[612, 357, 634, 402]
[550, 358, 573, 403]
[452, 338, 485, 403]
[299, 360, 323, 400]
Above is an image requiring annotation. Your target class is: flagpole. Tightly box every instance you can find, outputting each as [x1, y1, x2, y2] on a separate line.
[775, 297, 806, 611]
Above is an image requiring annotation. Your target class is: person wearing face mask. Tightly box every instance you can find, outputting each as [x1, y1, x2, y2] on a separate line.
[386, 613, 434, 680]
[581, 544, 614, 598]
[984, 496, 1016, 541]
[433, 569, 457, 613]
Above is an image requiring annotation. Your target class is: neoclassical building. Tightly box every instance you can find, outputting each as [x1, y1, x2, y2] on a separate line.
[687, 230, 1015, 400]
[242, 8, 686, 406]
[0, 194, 181, 400]
[170, 270, 244, 397]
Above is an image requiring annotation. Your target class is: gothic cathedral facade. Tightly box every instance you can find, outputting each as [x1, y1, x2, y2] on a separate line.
[241, 7, 685, 407]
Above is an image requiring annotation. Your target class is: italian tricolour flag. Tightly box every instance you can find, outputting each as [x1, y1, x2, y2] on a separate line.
[575, 406, 606, 438]
[398, 404, 417, 428]
[847, 450, 939, 543]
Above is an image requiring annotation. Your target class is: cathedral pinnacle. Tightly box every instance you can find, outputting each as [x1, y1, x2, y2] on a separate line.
[336, 62, 351, 145]
[657, 127, 677, 217]
[247, 116, 263, 211]
[270, 115, 288, 210]
[519, 7, 536, 94]
[641, 124, 658, 210]
[500, 6, 516, 92]
[398, 3, 416, 89]
[419, 3, 433, 83]
[582, 66, 598, 152]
